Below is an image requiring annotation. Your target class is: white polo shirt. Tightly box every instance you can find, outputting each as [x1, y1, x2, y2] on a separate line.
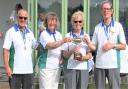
[62, 31, 90, 70]
[3, 24, 37, 74]
[92, 20, 126, 69]
[120, 45, 128, 73]
[38, 29, 62, 69]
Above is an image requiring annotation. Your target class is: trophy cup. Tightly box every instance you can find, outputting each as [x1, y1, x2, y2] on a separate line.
[73, 37, 82, 61]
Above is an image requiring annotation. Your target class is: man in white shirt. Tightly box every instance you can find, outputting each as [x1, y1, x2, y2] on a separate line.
[3, 9, 37, 89]
[83, 1, 126, 89]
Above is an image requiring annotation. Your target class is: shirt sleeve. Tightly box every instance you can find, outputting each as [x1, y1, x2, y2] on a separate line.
[92, 27, 98, 46]
[61, 33, 70, 51]
[39, 31, 48, 48]
[31, 32, 38, 49]
[118, 23, 126, 44]
[3, 30, 13, 50]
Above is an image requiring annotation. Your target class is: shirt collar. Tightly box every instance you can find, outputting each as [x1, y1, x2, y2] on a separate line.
[70, 29, 84, 38]
[101, 19, 114, 27]
[46, 27, 56, 35]
[13, 24, 30, 33]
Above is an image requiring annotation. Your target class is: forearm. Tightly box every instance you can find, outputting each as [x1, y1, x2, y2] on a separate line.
[3, 49, 10, 69]
[113, 43, 126, 50]
[46, 40, 65, 49]
[87, 42, 97, 51]
[82, 35, 96, 51]
[63, 50, 74, 59]
[82, 52, 92, 61]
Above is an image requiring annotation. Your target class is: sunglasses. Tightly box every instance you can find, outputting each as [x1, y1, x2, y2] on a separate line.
[18, 16, 28, 20]
[74, 21, 82, 23]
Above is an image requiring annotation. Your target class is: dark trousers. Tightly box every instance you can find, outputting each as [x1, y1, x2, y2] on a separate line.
[9, 74, 34, 89]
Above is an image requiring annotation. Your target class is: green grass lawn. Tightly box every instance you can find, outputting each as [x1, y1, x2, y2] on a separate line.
[34, 83, 128, 89]
[58, 84, 128, 89]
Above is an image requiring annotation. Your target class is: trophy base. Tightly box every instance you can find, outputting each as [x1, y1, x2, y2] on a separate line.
[74, 52, 82, 60]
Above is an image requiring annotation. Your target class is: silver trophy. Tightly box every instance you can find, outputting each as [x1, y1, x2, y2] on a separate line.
[73, 37, 82, 45]
[73, 37, 82, 60]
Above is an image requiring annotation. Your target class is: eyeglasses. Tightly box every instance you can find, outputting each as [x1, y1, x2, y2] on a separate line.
[74, 21, 82, 23]
[18, 16, 28, 20]
[102, 8, 112, 11]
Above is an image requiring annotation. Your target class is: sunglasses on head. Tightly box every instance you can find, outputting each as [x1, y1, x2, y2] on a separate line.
[18, 16, 28, 20]
[74, 20, 82, 23]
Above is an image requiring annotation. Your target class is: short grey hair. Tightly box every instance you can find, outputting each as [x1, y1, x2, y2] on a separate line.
[71, 11, 84, 26]
[44, 12, 60, 29]
[100, 0, 113, 9]
[17, 9, 28, 17]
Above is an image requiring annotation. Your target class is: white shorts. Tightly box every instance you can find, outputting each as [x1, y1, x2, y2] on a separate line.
[39, 68, 61, 89]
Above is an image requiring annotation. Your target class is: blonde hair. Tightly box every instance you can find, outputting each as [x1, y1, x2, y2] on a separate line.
[71, 11, 84, 26]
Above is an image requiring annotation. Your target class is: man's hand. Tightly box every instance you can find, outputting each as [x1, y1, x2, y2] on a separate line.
[0, 32, 3, 39]
[102, 41, 114, 52]
[5, 66, 13, 78]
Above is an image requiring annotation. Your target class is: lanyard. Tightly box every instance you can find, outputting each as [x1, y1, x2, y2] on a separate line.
[13, 24, 29, 44]
[104, 25, 111, 40]
[13, 24, 30, 50]
[53, 33, 56, 42]
[20, 30, 26, 45]
[102, 19, 114, 40]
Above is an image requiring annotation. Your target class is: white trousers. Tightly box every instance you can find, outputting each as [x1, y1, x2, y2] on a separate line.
[39, 68, 61, 89]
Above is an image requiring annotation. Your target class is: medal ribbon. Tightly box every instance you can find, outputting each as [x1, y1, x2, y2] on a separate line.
[104, 25, 111, 40]
[20, 30, 26, 50]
